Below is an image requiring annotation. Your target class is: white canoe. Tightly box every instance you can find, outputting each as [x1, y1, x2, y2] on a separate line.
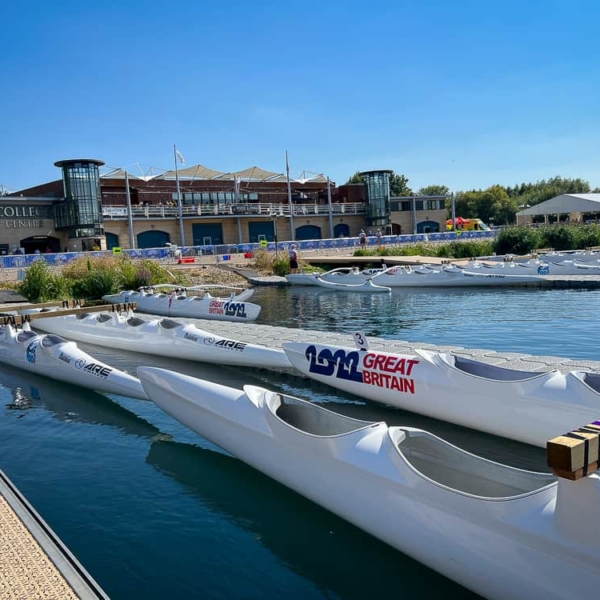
[31, 311, 291, 370]
[371, 266, 542, 287]
[450, 260, 551, 276]
[545, 260, 600, 275]
[313, 277, 391, 293]
[286, 267, 373, 286]
[539, 250, 600, 263]
[0, 322, 147, 399]
[151, 284, 256, 302]
[282, 341, 600, 447]
[137, 366, 600, 600]
[102, 289, 261, 322]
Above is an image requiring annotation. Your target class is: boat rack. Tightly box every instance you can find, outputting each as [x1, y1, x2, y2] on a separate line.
[0, 300, 137, 327]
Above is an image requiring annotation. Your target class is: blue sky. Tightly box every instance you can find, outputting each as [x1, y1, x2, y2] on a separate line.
[2, 0, 599, 193]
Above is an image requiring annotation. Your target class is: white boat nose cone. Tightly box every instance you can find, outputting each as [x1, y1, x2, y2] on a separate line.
[137, 366, 171, 390]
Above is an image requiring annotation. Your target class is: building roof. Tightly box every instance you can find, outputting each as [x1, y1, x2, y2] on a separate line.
[157, 163, 225, 180]
[98, 163, 332, 184]
[100, 168, 148, 181]
[215, 166, 282, 181]
[516, 193, 600, 216]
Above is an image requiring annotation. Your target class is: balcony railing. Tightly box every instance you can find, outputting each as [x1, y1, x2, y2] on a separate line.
[102, 202, 367, 219]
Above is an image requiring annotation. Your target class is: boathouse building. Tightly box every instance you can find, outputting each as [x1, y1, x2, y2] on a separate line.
[3, 158, 447, 253]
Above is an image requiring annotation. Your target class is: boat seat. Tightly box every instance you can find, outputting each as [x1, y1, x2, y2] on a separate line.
[275, 395, 373, 436]
[159, 319, 183, 330]
[40, 334, 66, 347]
[396, 430, 555, 498]
[16, 330, 37, 342]
[126, 317, 146, 327]
[96, 314, 112, 323]
[453, 355, 541, 381]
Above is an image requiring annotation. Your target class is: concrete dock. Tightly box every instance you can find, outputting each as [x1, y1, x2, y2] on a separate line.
[0, 469, 109, 599]
[174, 314, 600, 375]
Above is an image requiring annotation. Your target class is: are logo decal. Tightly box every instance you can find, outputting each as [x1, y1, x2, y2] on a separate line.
[75, 358, 86, 369]
[83, 363, 113, 379]
[215, 339, 247, 352]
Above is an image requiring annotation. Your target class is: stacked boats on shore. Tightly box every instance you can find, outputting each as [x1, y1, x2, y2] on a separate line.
[286, 254, 600, 288]
[286, 263, 547, 288]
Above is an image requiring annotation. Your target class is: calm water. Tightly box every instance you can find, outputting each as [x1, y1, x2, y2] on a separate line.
[1, 285, 599, 599]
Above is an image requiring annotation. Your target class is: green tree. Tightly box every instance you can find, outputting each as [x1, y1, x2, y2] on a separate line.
[452, 185, 518, 225]
[389, 173, 412, 196]
[505, 176, 591, 207]
[417, 185, 450, 197]
[345, 171, 365, 184]
[344, 171, 413, 196]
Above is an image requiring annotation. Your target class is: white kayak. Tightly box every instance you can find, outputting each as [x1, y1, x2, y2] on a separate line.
[137, 366, 600, 600]
[0, 322, 147, 399]
[102, 288, 261, 322]
[30, 311, 292, 370]
[313, 276, 391, 293]
[282, 341, 600, 447]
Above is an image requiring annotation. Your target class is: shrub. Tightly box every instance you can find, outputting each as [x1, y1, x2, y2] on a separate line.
[273, 256, 291, 276]
[251, 249, 275, 272]
[493, 227, 542, 255]
[538, 225, 579, 251]
[18, 260, 70, 303]
[70, 270, 123, 300]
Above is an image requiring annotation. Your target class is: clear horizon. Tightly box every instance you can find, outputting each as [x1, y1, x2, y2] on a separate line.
[2, 0, 599, 193]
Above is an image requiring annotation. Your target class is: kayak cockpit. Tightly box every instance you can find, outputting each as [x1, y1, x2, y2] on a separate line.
[16, 330, 38, 343]
[391, 428, 556, 498]
[159, 319, 183, 330]
[127, 317, 146, 327]
[580, 372, 600, 393]
[40, 334, 66, 347]
[272, 393, 375, 436]
[451, 354, 545, 381]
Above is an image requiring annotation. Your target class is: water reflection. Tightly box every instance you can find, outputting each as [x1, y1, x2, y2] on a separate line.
[146, 439, 482, 600]
[0, 365, 160, 439]
[253, 286, 600, 361]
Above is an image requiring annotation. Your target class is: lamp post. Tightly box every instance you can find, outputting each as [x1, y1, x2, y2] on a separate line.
[271, 213, 279, 258]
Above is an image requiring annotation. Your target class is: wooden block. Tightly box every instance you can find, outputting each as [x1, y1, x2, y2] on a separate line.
[583, 421, 600, 434]
[553, 462, 598, 481]
[547, 431, 599, 472]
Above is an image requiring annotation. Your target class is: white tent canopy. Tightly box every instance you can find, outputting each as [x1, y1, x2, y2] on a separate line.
[516, 194, 600, 217]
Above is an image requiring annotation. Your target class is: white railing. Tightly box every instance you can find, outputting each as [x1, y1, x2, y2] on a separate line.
[102, 202, 367, 219]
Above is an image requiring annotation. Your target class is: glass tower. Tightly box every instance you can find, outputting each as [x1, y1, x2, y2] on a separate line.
[53, 159, 105, 239]
[359, 170, 392, 227]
